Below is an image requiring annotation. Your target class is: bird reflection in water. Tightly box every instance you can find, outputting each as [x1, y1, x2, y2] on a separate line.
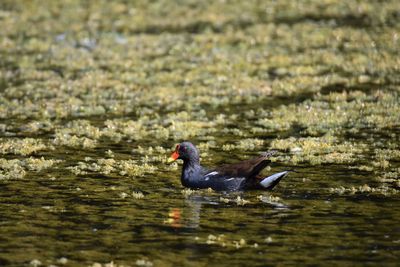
[164, 194, 220, 229]
[164, 192, 289, 228]
[165, 208, 182, 228]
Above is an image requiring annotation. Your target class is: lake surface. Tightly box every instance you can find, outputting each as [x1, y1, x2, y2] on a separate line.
[0, 0, 399, 266]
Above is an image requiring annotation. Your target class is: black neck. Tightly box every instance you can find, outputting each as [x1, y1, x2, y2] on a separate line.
[182, 156, 200, 172]
[181, 157, 201, 185]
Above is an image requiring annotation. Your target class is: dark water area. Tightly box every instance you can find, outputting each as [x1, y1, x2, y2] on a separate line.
[1, 159, 399, 266]
[1, 0, 400, 266]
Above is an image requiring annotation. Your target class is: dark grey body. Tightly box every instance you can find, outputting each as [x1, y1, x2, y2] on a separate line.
[181, 161, 246, 191]
[175, 142, 288, 192]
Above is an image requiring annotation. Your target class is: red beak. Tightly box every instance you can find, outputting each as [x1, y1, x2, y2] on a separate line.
[168, 144, 180, 163]
[170, 151, 179, 161]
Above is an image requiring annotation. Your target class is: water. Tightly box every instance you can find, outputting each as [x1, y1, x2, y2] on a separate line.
[1, 0, 400, 266]
[1, 162, 399, 266]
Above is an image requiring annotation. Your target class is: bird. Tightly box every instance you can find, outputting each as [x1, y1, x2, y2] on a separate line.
[168, 141, 289, 191]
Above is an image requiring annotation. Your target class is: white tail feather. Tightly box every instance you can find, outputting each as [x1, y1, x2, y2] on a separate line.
[260, 171, 289, 189]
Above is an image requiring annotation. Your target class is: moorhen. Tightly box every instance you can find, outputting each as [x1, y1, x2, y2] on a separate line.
[168, 141, 289, 191]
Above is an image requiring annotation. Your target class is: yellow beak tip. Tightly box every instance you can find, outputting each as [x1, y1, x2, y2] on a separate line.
[167, 157, 176, 163]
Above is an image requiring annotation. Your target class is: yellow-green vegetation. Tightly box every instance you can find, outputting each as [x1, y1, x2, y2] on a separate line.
[132, 191, 145, 199]
[270, 135, 367, 165]
[0, 157, 61, 179]
[254, 91, 400, 136]
[257, 194, 282, 204]
[198, 234, 259, 249]
[219, 196, 250, 205]
[330, 184, 398, 196]
[0, 138, 51, 155]
[67, 158, 155, 177]
[1, 0, 400, 266]
[222, 138, 265, 151]
[181, 188, 196, 197]
[89, 261, 133, 267]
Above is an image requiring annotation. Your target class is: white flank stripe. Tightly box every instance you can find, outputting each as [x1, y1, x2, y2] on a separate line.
[204, 171, 218, 178]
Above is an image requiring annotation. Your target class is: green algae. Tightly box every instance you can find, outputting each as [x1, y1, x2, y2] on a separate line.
[1, 0, 400, 266]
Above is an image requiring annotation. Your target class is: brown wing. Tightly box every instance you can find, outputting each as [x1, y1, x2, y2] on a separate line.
[214, 151, 276, 179]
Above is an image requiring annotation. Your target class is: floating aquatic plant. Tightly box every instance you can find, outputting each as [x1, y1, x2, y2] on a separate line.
[270, 136, 366, 165]
[67, 158, 156, 177]
[329, 184, 399, 196]
[29, 259, 41, 267]
[89, 261, 131, 267]
[53, 133, 97, 149]
[0, 157, 61, 180]
[200, 234, 257, 249]
[181, 188, 196, 197]
[0, 138, 50, 156]
[222, 138, 265, 151]
[135, 259, 153, 267]
[132, 191, 145, 199]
